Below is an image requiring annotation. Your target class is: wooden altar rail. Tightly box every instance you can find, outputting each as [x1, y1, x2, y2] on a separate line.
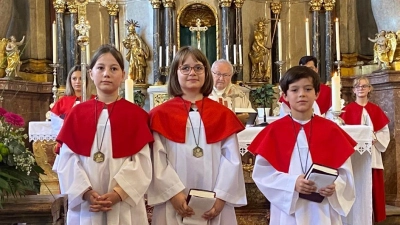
[0, 194, 67, 225]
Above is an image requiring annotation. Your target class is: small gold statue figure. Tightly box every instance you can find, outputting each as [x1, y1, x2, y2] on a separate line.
[5, 35, 25, 78]
[368, 30, 397, 70]
[0, 38, 8, 78]
[122, 20, 150, 84]
[249, 18, 271, 82]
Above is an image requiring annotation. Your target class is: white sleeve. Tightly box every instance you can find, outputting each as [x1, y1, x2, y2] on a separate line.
[147, 132, 185, 206]
[327, 157, 355, 216]
[214, 134, 247, 207]
[252, 155, 299, 215]
[374, 124, 390, 152]
[52, 143, 92, 209]
[113, 144, 152, 207]
[50, 112, 63, 135]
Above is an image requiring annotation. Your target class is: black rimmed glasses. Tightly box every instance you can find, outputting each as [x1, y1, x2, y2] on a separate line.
[354, 85, 370, 90]
[212, 71, 231, 78]
[178, 65, 205, 75]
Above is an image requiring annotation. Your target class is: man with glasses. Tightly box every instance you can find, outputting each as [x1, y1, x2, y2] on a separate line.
[279, 56, 332, 117]
[209, 59, 252, 109]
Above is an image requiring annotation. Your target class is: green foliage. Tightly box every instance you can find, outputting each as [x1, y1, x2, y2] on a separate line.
[250, 83, 277, 108]
[134, 90, 146, 108]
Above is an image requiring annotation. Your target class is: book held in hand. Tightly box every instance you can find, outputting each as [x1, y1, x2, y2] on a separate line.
[299, 163, 338, 203]
[182, 189, 216, 225]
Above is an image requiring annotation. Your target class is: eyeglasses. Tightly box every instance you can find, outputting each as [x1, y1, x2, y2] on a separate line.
[354, 85, 370, 90]
[178, 65, 205, 75]
[212, 71, 231, 78]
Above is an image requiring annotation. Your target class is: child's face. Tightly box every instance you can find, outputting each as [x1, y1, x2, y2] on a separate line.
[90, 52, 124, 95]
[70, 71, 82, 93]
[283, 77, 319, 116]
[353, 79, 370, 99]
[177, 54, 205, 94]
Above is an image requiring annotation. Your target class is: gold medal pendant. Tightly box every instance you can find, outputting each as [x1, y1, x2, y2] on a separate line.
[193, 146, 203, 158]
[93, 151, 105, 163]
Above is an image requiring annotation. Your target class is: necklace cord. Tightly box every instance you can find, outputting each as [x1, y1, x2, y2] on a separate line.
[95, 96, 119, 153]
[290, 115, 313, 174]
[181, 97, 204, 147]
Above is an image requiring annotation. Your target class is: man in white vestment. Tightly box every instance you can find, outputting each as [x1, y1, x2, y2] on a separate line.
[209, 59, 252, 110]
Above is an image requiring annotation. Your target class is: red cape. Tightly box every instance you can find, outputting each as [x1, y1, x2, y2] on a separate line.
[57, 98, 153, 158]
[51, 95, 96, 118]
[340, 102, 389, 132]
[248, 115, 356, 173]
[279, 84, 332, 115]
[149, 97, 245, 143]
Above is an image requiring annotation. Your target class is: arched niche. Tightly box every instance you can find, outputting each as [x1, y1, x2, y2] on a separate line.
[177, 2, 218, 64]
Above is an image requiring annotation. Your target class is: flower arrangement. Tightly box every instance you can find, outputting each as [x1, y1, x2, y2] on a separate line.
[0, 107, 43, 207]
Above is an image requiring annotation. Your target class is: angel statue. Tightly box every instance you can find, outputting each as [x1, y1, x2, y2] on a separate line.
[5, 35, 25, 78]
[368, 30, 397, 70]
[249, 18, 271, 82]
[122, 20, 150, 84]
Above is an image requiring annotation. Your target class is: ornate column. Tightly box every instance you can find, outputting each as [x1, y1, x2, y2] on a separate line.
[67, 1, 79, 66]
[234, 0, 244, 83]
[219, 0, 232, 60]
[53, 0, 67, 87]
[310, 0, 323, 73]
[324, 0, 335, 83]
[105, 3, 119, 48]
[162, 0, 175, 68]
[271, 1, 282, 84]
[150, 0, 162, 84]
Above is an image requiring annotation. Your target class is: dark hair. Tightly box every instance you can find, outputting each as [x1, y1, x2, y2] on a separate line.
[65, 65, 90, 96]
[168, 46, 213, 97]
[298, 56, 317, 68]
[280, 66, 320, 95]
[89, 44, 124, 70]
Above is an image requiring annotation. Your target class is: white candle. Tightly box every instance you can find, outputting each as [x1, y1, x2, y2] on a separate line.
[52, 21, 57, 64]
[124, 77, 134, 103]
[225, 45, 229, 60]
[173, 45, 176, 58]
[114, 19, 119, 50]
[331, 72, 341, 111]
[239, 44, 242, 64]
[166, 45, 169, 66]
[233, 44, 237, 64]
[305, 18, 310, 55]
[278, 20, 282, 61]
[86, 31, 90, 64]
[159, 46, 162, 67]
[335, 18, 341, 61]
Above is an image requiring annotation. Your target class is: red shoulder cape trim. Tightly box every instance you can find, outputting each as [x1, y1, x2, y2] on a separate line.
[149, 97, 244, 143]
[248, 115, 356, 173]
[340, 102, 389, 132]
[57, 98, 153, 158]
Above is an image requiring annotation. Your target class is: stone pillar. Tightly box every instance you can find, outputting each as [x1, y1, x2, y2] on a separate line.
[150, 0, 161, 84]
[53, 0, 67, 86]
[106, 3, 119, 48]
[234, 0, 244, 83]
[341, 71, 400, 207]
[219, 0, 231, 60]
[162, 0, 174, 67]
[310, 0, 322, 73]
[324, 0, 335, 83]
[67, 2, 79, 66]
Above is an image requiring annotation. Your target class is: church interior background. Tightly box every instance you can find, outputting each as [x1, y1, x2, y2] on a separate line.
[1, 0, 400, 224]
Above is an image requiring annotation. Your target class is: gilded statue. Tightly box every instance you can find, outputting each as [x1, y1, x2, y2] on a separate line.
[122, 20, 149, 84]
[0, 38, 8, 78]
[249, 18, 271, 82]
[5, 35, 25, 77]
[368, 30, 397, 70]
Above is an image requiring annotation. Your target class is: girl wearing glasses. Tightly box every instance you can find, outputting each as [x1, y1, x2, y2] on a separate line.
[148, 46, 247, 225]
[340, 75, 390, 223]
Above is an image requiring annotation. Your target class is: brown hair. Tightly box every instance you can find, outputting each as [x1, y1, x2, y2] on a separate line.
[89, 44, 124, 70]
[167, 46, 213, 97]
[280, 66, 320, 95]
[65, 65, 90, 96]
